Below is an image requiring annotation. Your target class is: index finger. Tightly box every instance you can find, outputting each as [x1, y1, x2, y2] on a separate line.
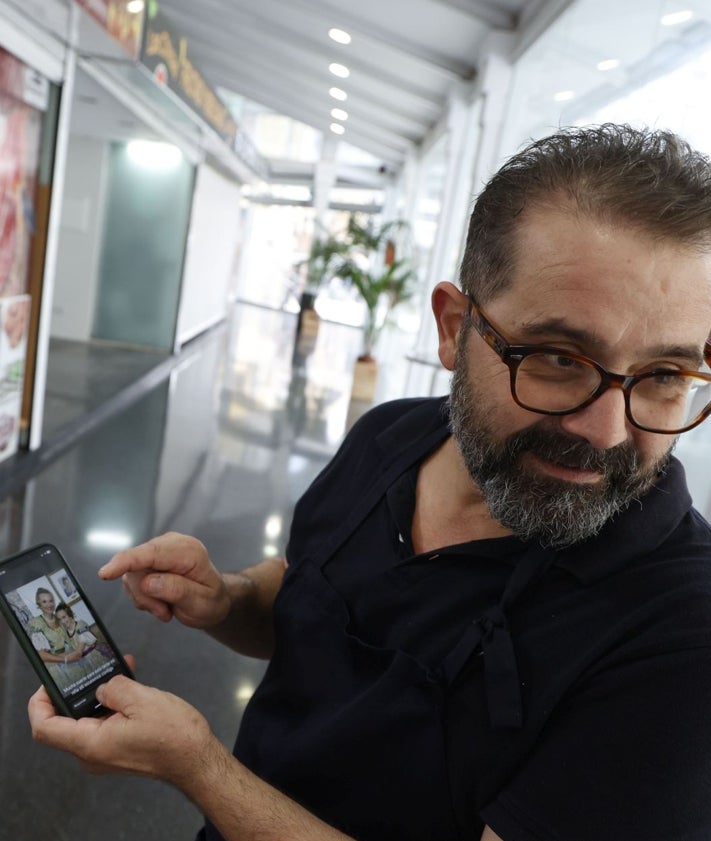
[99, 533, 202, 580]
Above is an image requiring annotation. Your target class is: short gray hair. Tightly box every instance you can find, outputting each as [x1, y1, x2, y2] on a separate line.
[459, 123, 711, 303]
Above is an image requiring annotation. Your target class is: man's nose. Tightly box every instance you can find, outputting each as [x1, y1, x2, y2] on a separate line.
[557, 386, 630, 450]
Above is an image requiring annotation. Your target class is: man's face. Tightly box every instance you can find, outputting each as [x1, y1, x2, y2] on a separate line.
[449, 206, 711, 547]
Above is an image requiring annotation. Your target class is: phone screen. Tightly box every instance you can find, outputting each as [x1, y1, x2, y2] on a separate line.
[0, 543, 133, 717]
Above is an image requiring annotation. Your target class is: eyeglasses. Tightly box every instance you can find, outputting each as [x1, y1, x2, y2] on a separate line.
[467, 296, 711, 435]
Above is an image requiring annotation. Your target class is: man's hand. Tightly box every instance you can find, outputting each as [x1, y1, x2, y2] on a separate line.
[28, 673, 219, 791]
[102, 532, 286, 658]
[28, 672, 354, 841]
[100, 532, 231, 629]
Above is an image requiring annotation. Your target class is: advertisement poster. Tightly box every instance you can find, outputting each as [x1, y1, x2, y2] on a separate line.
[0, 47, 42, 463]
[0, 58, 42, 299]
[0, 294, 29, 462]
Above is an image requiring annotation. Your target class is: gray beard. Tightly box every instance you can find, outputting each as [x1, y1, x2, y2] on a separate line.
[448, 336, 673, 549]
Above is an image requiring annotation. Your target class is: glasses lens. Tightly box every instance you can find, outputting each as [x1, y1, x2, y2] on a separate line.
[630, 372, 711, 432]
[515, 353, 601, 412]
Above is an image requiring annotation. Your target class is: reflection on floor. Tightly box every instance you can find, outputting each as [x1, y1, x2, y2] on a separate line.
[43, 338, 171, 442]
[0, 302, 709, 840]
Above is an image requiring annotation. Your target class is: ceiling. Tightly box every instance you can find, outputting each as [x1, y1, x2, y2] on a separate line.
[5, 0, 575, 180]
[151, 0, 553, 172]
[12, 0, 711, 187]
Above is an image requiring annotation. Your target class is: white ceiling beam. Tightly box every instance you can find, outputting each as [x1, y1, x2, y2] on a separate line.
[200, 50, 433, 138]
[287, 0, 475, 79]
[514, 0, 577, 58]
[426, 0, 517, 30]
[186, 40, 437, 134]
[162, 4, 446, 108]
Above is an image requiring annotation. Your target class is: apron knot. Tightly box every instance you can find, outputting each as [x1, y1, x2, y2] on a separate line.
[477, 607, 523, 729]
[477, 605, 506, 639]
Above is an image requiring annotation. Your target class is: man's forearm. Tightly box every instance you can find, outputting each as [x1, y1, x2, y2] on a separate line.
[188, 738, 354, 841]
[205, 558, 285, 658]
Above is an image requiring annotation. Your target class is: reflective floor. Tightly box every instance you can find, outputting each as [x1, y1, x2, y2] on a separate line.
[0, 302, 709, 840]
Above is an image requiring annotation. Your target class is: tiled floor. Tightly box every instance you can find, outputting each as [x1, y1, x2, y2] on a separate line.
[42, 338, 171, 443]
[0, 301, 709, 840]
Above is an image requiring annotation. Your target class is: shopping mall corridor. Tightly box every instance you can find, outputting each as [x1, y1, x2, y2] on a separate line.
[0, 301, 710, 840]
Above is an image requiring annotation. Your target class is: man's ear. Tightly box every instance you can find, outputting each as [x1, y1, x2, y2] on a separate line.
[431, 281, 469, 371]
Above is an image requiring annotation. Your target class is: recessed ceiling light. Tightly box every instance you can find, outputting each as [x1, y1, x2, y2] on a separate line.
[330, 122, 345, 135]
[329, 86, 348, 101]
[329, 62, 350, 79]
[661, 10, 693, 25]
[553, 90, 575, 102]
[331, 107, 348, 121]
[126, 0, 144, 13]
[597, 58, 620, 71]
[329, 28, 351, 45]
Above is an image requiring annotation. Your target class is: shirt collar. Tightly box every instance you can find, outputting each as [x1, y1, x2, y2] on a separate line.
[375, 397, 694, 585]
[554, 456, 692, 584]
[375, 396, 450, 467]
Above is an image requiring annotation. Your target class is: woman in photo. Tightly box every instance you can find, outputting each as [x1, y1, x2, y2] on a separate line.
[27, 588, 85, 691]
[54, 602, 111, 676]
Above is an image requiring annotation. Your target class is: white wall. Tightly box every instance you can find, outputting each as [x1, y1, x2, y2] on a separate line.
[176, 164, 243, 347]
[51, 135, 108, 341]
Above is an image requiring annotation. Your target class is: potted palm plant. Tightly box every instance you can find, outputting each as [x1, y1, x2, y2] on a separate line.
[293, 228, 349, 351]
[337, 214, 417, 400]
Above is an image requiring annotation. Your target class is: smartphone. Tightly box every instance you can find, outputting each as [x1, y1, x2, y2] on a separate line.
[0, 542, 133, 718]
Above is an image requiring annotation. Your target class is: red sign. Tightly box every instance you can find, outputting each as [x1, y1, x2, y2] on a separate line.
[74, 0, 145, 60]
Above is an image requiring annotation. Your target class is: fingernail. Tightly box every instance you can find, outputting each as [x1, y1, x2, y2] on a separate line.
[145, 575, 161, 594]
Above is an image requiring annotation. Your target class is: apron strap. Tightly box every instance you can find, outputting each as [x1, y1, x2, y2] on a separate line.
[441, 544, 555, 729]
[309, 423, 450, 568]
[304, 404, 557, 730]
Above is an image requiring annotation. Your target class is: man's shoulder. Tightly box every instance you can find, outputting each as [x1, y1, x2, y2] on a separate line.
[348, 396, 448, 440]
[288, 397, 449, 551]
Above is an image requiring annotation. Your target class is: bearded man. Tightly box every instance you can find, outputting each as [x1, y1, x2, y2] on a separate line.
[30, 124, 711, 841]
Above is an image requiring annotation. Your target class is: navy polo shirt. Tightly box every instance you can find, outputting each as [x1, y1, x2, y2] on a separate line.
[261, 397, 711, 840]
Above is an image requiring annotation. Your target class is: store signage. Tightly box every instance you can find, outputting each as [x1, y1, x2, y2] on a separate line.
[140, 5, 237, 146]
[74, 0, 145, 60]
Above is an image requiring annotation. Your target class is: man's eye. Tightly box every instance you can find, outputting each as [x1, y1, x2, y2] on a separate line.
[541, 353, 582, 370]
[522, 353, 589, 379]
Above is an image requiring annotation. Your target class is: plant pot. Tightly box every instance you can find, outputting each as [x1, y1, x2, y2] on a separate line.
[351, 356, 378, 402]
[294, 291, 320, 353]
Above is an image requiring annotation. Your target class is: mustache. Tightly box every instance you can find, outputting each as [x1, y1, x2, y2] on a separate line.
[503, 426, 638, 478]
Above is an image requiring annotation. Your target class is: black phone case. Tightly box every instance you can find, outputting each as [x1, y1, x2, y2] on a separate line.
[0, 542, 134, 718]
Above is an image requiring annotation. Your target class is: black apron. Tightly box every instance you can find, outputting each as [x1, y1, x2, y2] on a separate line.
[200, 427, 554, 841]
